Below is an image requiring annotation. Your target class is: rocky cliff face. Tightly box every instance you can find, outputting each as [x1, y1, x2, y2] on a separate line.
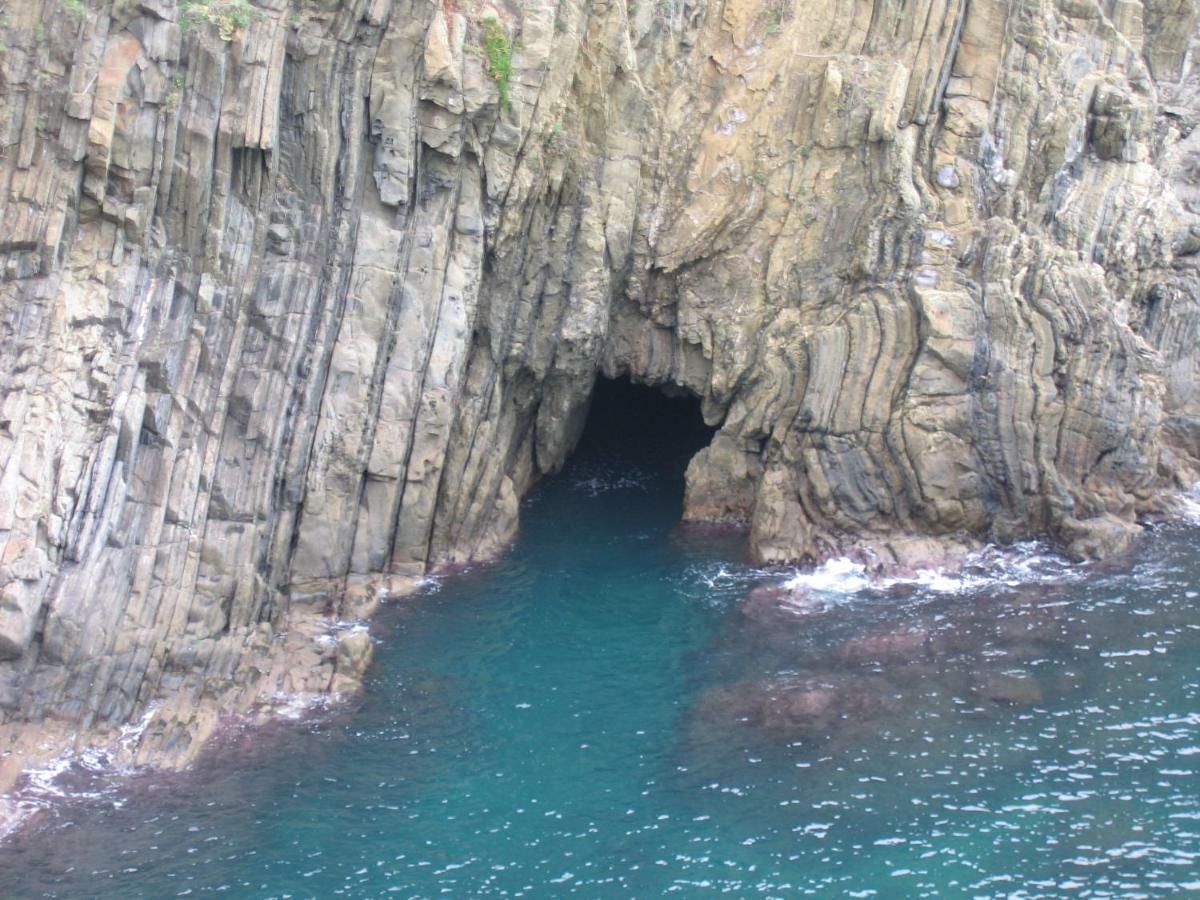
[1, 0, 1198, 775]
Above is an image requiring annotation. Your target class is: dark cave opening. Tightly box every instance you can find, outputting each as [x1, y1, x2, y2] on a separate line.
[570, 377, 717, 482]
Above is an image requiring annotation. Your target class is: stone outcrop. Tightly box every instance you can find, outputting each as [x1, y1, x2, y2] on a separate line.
[0, 0, 1198, 780]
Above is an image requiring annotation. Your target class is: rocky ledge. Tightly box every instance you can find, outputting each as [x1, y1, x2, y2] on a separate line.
[1, 0, 1199, 795]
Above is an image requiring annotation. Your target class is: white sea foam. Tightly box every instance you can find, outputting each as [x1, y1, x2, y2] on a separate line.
[268, 691, 329, 720]
[4, 750, 116, 842]
[780, 542, 1077, 599]
[268, 696, 333, 724]
[0, 679, 338, 845]
[21, 754, 76, 800]
[698, 565, 734, 588]
[315, 619, 371, 646]
[907, 542, 1079, 594]
[118, 702, 160, 759]
[783, 558, 873, 594]
[1167, 482, 1200, 525]
[416, 574, 444, 593]
[694, 564, 771, 590]
[72, 701, 161, 776]
[0, 807, 28, 843]
[3, 698, 165, 836]
[571, 465, 650, 497]
[682, 562, 778, 608]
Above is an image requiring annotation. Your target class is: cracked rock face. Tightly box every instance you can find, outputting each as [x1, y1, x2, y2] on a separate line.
[1, 0, 1199, 766]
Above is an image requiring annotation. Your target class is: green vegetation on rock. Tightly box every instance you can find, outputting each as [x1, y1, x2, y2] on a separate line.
[181, 0, 258, 41]
[482, 17, 513, 111]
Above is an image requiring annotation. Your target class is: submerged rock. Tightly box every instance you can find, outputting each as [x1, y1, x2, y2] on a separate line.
[738, 584, 826, 624]
[695, 674, 892, 741]
[971, 672, 1046, 708]
[834, 628, 931, 666]
[696, 558, 1089, 747]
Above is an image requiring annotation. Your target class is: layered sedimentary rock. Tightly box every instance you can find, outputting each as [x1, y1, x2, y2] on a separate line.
[1, 0, 1198, 771]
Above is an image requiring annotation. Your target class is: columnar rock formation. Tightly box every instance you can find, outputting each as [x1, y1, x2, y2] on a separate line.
[1, 0, 1198, 770]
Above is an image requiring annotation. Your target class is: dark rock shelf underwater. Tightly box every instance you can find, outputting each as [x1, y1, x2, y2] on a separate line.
[1, 381, 1198, 897]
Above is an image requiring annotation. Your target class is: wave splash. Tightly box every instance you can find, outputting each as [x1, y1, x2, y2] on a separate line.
[0, 701, 162, 841]
[781, 541, 1079, 599]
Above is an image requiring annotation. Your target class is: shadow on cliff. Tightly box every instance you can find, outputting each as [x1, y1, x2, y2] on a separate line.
[570, 376, 716, 483]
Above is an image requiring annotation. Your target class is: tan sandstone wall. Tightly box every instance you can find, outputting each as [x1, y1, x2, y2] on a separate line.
[0, 0, 1198, 766]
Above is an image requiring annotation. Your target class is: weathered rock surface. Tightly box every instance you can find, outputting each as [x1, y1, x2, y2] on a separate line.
[0, 0, 1199, 780]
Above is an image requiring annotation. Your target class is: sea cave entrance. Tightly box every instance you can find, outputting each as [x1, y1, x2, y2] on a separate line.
[569, 377, 716, 494]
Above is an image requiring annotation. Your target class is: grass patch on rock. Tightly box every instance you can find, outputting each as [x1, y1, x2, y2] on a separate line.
[482, 16, 513, 111]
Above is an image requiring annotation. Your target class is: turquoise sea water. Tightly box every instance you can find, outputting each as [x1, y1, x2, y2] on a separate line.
[1, 382, 1199, 898]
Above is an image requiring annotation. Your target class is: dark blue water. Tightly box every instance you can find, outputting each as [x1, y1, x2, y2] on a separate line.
[1, 383, 1199, 897]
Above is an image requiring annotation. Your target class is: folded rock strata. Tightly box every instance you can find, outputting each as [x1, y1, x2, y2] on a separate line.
[0, 0, 1198, 776]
